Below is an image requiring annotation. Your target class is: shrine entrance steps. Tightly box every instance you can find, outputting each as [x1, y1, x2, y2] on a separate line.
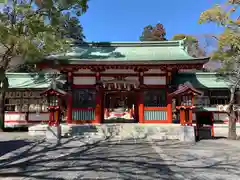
[28, 123, 195, 142]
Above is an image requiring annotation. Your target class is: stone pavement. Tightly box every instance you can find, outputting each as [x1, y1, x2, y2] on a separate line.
[151, 139, 240, 180]
[0, 133, 240, 179]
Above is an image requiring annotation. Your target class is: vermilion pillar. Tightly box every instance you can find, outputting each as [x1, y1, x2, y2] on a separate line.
[95, 72, 101, 124]
[167, 95, 172, 123]
[67, 72, 73, 124]
[138, 71, 144, 123]
[211, 112, 214, 137]
[167, 72, 172, 123]
[138, 91, 144, 123]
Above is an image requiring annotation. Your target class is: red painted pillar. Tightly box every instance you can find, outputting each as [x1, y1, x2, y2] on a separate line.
[179, 109, 185, 125]
[48, 110, 54, 126]
[211, 112, 215, 137]
[95, 72, 101, 124]
[167, 72, 172, 123]
[67, 72, 73, 124]
[167, 94, 172, 123]
[138, 91, 144, 123]
[189, 109, 193, 125]
[138, 71, 144, 123]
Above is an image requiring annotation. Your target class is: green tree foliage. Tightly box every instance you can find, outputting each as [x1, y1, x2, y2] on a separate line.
[34, 0, 87, 41]
[139, 23, 167, 41]
[199, 0, 240, 139]
[171, 34, 197, 42]
[0, 0, 88, 130]
[172, 34, 206, 58]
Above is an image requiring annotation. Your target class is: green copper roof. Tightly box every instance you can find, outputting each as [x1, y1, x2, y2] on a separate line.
[6, 72, 228, 89]
[173, 72, 229, 89]
[6, 73, 53, 89]
[46, 40, 209, 64]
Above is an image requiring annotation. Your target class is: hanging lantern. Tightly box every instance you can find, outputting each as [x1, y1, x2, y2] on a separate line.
[127, 85, 131, 91]
[46, 92, 59, 107]
[42, 104, 48, 112]
[118, 84, 121, 90]
[35, 104, 42, 116]
[40, 77, 67, 126]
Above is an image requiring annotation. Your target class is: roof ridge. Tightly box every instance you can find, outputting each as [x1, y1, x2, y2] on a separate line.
[178, 72, 218, 75]
[5, 72, 60, 76]
[74, 40, 185, 47]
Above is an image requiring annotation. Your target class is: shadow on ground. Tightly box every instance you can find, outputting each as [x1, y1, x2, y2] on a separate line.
[0, 135, 177, 180]
[0, 136, 239, 180]
[0, 140, 32, 157]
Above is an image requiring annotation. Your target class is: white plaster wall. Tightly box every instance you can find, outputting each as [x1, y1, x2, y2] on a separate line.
[101, 76, 138, 81]
[74, 69, 94, 74]
[102, 69, 136, 74]
[73, 77, 96, 85]
[143, 76, 166, 85]
[4, 113, 27, 127]
[74, 69, 165, 75]
[179, 69, 197, 72]
[5, 113, 26, 121]
[192, 113, 196, 121]
[101, 77, 114, 81]
[125, 76, 138, 81]
[29, 113, 50, 122]
[214, 113, 228, 121]
[145, 69, 165, 74]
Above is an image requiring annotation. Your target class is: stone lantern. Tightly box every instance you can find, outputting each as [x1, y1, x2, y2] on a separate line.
[40, 76, 66, 141]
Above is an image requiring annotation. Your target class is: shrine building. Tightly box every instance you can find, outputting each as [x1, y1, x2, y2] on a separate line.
[4, 39, 232, 127]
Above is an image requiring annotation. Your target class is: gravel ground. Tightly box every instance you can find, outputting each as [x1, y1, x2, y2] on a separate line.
[0, 133, 240, 179]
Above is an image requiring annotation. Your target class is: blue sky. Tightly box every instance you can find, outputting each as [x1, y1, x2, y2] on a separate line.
[80, 0, 226, 42]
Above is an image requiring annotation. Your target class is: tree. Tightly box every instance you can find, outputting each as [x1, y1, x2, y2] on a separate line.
[59, 16, 85, 41]
[171, 34, 206, 58]
[199, 1, 240, 139]
[34, 0, 87, 42]
[139, 23, 167, 41]
[0, 0, 88, 130]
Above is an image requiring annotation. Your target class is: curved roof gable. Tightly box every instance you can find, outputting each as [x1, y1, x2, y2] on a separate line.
[5, 73, 64, 89]
[173, 72, 230, 89]
[46, 39, 209, 64]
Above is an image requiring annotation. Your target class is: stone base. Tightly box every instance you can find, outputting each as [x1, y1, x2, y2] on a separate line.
[68, 124, 196, 142]
[179, 126, 195, 143]
[29, 124, 197, 142]
[28, 124, 48, 136]
[45, 125, 61, 142]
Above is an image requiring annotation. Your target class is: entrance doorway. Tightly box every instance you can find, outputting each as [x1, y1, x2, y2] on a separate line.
[103, 91, 137, 123]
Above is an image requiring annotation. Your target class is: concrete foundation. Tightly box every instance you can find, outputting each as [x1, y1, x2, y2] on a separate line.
[179, 126, 195, 142]
[29, 124, 70, 137]
[28, 123, 196, 142]
[28, 124, 48, 136]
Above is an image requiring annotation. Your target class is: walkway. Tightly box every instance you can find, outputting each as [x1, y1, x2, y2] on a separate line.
[0, 133, 240, 179]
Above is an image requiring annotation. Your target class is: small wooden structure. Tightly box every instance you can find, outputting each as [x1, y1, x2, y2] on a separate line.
[40, 78, 66, 126]
[169, 82, 203, 125]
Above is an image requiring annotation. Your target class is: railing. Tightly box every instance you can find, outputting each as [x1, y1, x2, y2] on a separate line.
[72, 108, 95, 121]
[144, 107, 167, 121]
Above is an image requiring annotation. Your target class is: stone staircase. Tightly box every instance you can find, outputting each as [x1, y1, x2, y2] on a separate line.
[65, 124, 185, 140]
[29, 123, 196, 142]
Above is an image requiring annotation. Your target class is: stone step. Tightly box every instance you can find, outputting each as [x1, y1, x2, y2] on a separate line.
[28, 123, 195, 142]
